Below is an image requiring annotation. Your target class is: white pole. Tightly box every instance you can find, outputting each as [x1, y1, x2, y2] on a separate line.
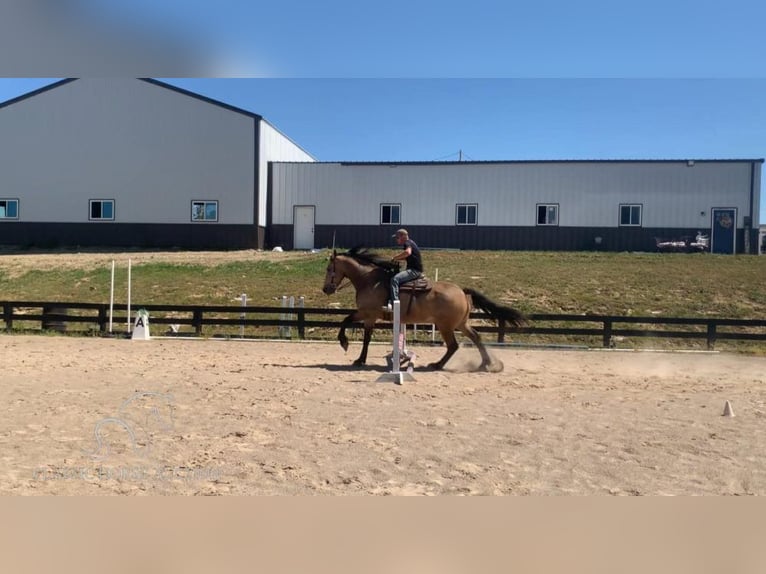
[127, 258, 132, 334]
[240, 293, 247, 338]
[108, 260, 115, 333]
[280, 295, 287, 338]
[392, 300, 401, 374]
[432, 268, 439, 342]
[376, 299, 414, 384]
[288, 296, 295, 338]
[298, 296, 305, 338]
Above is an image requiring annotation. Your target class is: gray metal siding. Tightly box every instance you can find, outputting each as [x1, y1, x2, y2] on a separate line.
[258, 121, 315, 227]
[271, 161, 755, 230]
[0, 78, 256, 225]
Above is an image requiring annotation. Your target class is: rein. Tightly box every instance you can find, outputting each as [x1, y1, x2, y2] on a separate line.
[330, 256, 388, 292]
[335, 277, 353, 292]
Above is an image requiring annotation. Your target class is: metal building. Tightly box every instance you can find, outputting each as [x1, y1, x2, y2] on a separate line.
[1, 79, 762, 254]
[0, 78, 314, 249]
[269, 160, 763, 253]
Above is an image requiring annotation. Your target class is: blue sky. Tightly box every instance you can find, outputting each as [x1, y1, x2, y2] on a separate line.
[0, 1, 764, 221]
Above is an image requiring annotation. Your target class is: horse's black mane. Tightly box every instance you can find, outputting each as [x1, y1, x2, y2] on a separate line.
[341, 246, 400, 271]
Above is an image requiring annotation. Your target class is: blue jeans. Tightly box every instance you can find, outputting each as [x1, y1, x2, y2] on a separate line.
[390, 269, 421, 302]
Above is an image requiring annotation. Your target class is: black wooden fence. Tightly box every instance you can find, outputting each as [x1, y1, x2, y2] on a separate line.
[2, 300, 765, 350]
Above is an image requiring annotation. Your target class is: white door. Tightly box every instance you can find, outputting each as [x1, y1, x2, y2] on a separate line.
[293, 205, 315, 250]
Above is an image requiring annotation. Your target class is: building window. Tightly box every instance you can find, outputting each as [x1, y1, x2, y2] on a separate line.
[619, 204, 642, 226]
[536, 204, 558, 226]
[456, 204, 478, 225]
[89, 199, 114, 221]
[0, 199, 19, 219]
[192, 200, 219, 222]
[380, 204, 401, 225]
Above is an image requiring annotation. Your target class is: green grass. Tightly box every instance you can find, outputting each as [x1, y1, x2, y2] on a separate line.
[1, 249, 765, 351]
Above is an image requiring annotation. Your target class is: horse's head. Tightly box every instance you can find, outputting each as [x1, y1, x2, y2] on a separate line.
[322, 249, 344, 294]
[323, 247, 394, 294]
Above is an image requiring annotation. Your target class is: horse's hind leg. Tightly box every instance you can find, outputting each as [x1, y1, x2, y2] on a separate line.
[461, 324, 496, 371]
[428, 328, 460, 370]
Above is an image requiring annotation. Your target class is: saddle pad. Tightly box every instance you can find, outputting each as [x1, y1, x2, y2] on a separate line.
[400, 277, 432, 292]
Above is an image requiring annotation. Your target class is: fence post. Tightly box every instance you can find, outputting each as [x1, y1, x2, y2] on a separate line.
[603, 319, 612, 348]
[706, 322, 717, 350]
[497, 318, 506, 343]
[98, 306, 108, 333]
[3, 303, 13, 331]
[192, 309, 203, 336]
[42, 305, 68, 333]
[288, 296, 295, 339]
[297, 296, 305, 339]
[240, 293, 247, 339]
[279, 295, 287, 338]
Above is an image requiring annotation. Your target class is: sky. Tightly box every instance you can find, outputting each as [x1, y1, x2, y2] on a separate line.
[0, 1, 764, 222]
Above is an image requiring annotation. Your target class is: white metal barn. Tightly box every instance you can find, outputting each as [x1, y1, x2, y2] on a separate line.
[0, 78, 314, 249]
[1, 79, 762, 254]
[269, 160, 763, 254]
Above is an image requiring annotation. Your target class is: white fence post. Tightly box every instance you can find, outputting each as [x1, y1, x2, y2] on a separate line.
[240, 293, 247, 338]
[288, 296, 295, 338]
[108, 260, 115, 334]
[126, 258, 132, 334]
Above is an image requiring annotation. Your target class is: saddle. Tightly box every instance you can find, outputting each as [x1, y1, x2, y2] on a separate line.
[399, 276, 432, 293]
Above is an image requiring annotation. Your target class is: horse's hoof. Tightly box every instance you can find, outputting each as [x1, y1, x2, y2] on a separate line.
[339, 340, 349, 352]
[426, 362, 443, 371]
[352, 359, 366, 367]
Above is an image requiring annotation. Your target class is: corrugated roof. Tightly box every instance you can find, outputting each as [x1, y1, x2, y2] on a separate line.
[272, 158, 764, 165]
[0, 78, 263, 121]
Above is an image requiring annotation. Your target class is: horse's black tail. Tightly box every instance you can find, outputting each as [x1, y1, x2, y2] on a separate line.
[463, 288, 527, 328]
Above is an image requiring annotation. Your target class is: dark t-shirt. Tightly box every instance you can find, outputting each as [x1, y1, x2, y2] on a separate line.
[403, 239, 423, 272]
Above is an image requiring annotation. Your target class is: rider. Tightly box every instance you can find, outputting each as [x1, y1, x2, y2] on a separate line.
[384, 228, 423, 311]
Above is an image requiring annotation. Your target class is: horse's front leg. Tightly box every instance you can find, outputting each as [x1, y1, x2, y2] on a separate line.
[353, 323, 375, 366]
[337, 311, 360, 352]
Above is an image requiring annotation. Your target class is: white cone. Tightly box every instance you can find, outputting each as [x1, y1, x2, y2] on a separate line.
[722, 400, 734, 417]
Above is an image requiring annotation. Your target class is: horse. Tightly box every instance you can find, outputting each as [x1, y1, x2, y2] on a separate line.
[322, 247, 526, 371]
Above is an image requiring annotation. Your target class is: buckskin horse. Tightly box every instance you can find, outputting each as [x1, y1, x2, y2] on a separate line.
[322, 247, 526, 371]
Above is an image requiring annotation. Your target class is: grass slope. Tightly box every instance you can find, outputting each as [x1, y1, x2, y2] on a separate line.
[1, 249, 764, 350]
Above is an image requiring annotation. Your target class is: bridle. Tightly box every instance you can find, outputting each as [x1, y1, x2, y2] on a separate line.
[327, 256, 352, 292]
[327, 253, 387, 293]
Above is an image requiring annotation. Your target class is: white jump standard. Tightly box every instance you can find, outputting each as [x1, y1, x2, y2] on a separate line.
[376, 300, 416, 385]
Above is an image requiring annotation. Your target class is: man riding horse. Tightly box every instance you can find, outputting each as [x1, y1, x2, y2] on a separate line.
[323, 246, 527, 371]
[384, 229, 422, 312]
